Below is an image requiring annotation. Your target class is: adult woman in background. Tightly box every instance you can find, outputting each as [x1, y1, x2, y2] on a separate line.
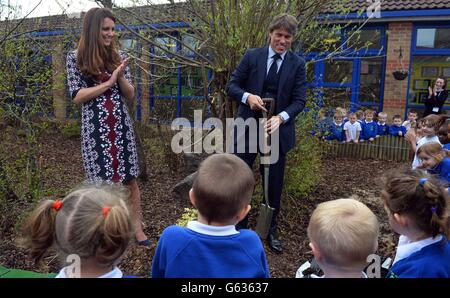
[66, 7, 148, 245]
[423, 77, 449, 117]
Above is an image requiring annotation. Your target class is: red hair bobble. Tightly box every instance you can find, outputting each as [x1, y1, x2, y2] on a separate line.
[102, 206, 112, 217]
[52, 200, 63, 211]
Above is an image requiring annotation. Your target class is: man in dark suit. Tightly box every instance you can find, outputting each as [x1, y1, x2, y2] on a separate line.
[226, 13, 307, 253]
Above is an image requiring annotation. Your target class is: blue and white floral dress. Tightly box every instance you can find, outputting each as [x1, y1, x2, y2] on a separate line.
[66, 50, 139, 183]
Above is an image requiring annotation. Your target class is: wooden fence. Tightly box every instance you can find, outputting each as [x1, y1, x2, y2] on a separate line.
[322, 135, 412, 162]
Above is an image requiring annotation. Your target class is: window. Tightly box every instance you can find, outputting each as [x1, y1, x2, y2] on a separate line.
[359, 58, 383, 103]
[152, 65, 178, 96]
[346, 29, 383, 50]
[153, 36, 177, 56]
[180, 66, 203, 96]
[408, 55, 450, 105]
[119, 38, 137, 51]
[416, 28, 450, 49]
[322, 87, 352, 109]
[181, 34, 198, 56]
[324, 60, 353, 84]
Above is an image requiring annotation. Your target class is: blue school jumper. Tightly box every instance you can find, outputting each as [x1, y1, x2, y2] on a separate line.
[361, 120, 378, 140]
[387, 237, 450, 278]
[152, 223, 269, 278]
[389, 125, 406, 137]
[428, 156, 450, 186]
[377, 122, 389, 136]
[325, 122, 345, 142]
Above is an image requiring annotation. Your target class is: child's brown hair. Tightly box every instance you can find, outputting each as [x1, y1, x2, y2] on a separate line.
[422, 114, 449, 133]
[22, 184, 133, 266]
[381, 168, 450, 238]
[392, 114, 402, 121]
[192, 153, 255, 223]
[355, 110, 364, 119]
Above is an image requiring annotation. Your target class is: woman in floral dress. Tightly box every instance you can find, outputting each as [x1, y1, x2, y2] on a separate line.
[66, 7, 148, 245]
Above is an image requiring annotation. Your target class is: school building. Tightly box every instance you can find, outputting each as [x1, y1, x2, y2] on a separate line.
[1, 0, 450, 122]
[315, 0, 450, 118]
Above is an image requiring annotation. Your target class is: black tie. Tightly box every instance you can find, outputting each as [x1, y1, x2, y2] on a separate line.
[265, 53, 281, 96]
[267, 53, 281, 78]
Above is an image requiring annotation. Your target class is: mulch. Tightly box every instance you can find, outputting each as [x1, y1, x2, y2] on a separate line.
[0, 126, 408, 277]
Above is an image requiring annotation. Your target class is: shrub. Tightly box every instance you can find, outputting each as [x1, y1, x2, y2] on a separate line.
[284, 101, 323, 202]
[176, 208, 198, 227]
[60, 121, 81, 139]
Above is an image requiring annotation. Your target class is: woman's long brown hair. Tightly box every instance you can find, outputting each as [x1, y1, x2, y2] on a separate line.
[76, 8, 121, 77]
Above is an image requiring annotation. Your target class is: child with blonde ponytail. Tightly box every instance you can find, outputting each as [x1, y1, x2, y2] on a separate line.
[381, 168, 450, 278]
[22, 184, 134, 278]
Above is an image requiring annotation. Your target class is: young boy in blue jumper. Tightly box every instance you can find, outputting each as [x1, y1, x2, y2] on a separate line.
[325, 113, 345, 142]
[389, 115, 407, 137]
[402, 110, 418, 132]
[376, 112, 389, 137]
[381, 169, 450, 278]
[360, 109, 378, 142]
[152, 153, 270, 278]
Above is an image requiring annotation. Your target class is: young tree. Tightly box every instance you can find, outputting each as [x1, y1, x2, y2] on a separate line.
[108, 0, 361, 122]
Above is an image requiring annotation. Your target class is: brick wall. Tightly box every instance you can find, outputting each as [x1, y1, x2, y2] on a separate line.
[382, 22, 413, 119]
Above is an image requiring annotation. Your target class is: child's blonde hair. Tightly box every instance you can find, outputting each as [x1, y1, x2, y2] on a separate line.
[335, 107, 347, 118]
[364, 109, 375, 117]
[22, 184, 133, 267]
[381, 168, 450, 238]
[418, 142, 450, 164]
[307, 199, 379, 271]
[378, 112, 387, 118]
[333, 113, 343, 121]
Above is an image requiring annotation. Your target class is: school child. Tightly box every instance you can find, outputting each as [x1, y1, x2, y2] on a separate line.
[417, 142, 450, 186]
[381, 169, 450, 278]
[444, 122, 450, 150]
[376, 112, 389, 137]
[325, 113, 345, 142]
[437, 121, 450, 147]
[355, 109, 364, 124]
[152, 153, 269, 278]
[22, 184, 133, 278]
[388, 115, 407, 137]
[360, 109, 378, 142]
[335, 107, 348, 122]
[314, 107, 334, 139]
[343, 113, 362, 143]
[306, 199, 379, 278]
[412, 114, 447, 170]
[402, 110, 418, 131]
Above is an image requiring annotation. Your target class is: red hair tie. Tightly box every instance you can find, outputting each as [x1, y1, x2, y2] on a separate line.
[52, 200, 63, 211]
[102, 206, 112, 217]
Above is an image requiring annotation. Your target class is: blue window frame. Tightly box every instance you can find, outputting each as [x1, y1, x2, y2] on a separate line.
[304, 24, 387, 113]
[149, 31, 210, 122]
[406, 22, 450, 117]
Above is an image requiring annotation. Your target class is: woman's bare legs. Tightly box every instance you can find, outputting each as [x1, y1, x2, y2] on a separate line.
[126, 179, 147, 242]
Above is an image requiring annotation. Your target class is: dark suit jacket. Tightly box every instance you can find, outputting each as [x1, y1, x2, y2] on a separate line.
[423, 89, 449, 117]
[226, 46, 307, 155]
